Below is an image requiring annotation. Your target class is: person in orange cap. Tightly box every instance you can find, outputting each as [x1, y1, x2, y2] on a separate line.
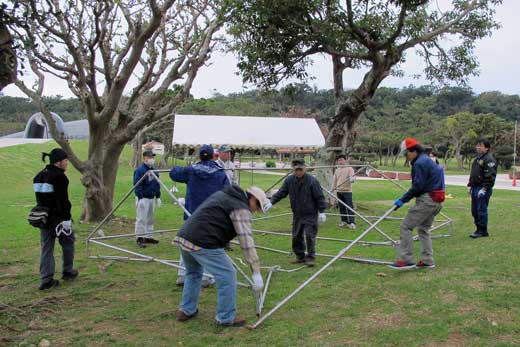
[389, 138, 445, 270]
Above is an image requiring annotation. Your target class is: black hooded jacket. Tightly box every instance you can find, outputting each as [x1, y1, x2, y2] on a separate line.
[33, 164, 71, 224]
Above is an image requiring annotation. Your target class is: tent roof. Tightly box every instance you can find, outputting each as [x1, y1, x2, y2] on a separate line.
[172, 114, 325, 150]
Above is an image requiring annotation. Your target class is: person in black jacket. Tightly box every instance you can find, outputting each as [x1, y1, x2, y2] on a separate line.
[270, 159, 327, 267]
[468, 139, 497, 238]
[33, 148, 78, 290]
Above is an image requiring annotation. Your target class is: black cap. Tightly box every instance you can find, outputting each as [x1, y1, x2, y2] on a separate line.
[142, 150, 155, 157]
[291, 159, 305, 169]
[199, 144, 214, 161]
[42, 148, 68, 164]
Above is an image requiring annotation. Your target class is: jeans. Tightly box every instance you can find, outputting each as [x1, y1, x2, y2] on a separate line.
[179, 247, 237, 324]
[40, 226, 75, 284]
[471, 186, 492, 229]
[337, 192, 355, 224]
[291, 218, 318, 260]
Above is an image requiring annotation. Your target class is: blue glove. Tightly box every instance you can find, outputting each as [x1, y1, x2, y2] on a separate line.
[394, 198, 404, 209]
[477, 188, 487, 197]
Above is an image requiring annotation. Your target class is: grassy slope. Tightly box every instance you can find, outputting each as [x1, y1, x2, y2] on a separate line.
[1, 141, 519, 347]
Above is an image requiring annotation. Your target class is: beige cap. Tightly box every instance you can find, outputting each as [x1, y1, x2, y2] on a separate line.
[246, 186, 272, 213]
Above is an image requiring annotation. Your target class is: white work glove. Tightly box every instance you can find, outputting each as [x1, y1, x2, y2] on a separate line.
[349, 176, 356, 183]
[252, 272, 264, 291]
[477, 188, 487, 198]
[177, 197, 185, 206]
[467, 187, 472, 194]
[56, 220, 72, 236]
[318, 213, 327, 224]
[156, 198, 162, 208]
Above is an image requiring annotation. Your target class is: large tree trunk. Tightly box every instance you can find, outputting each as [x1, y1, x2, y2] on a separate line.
[316, 58, 393, 190]
[0, 23, 17, 91]
[130, 130, 145, 168]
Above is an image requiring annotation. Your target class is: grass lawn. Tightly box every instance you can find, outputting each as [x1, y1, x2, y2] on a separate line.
[1, 141, 519, 347]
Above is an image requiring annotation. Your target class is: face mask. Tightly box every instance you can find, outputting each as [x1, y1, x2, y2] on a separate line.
[146, 159, 155, 166]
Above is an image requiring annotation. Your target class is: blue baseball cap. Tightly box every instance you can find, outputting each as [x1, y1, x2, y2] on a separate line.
[199, 144, 214, 161]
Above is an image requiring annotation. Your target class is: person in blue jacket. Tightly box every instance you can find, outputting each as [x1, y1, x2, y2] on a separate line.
[134, 150, 162, 248]
[170, 144, 230, 285]
[389, 138, 445, 270]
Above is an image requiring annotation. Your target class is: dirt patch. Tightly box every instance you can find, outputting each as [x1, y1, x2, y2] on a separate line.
[440, 291, 458, 304]
[457, 304, 476, 315]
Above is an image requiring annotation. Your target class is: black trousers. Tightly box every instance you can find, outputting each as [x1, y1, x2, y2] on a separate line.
[39, 226, 75, 284]
[291, 219, 318, 260]
[337, 192, 355, 224]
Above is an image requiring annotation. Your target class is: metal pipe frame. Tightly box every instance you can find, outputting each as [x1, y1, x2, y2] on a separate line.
[231, 241, 393, 264]
[89, 229, 179, 241]
[253, 229, 394, 247]
[321, 185, 398, 246]
[251, 206, 397, 329]
[368, 166, 453, 233]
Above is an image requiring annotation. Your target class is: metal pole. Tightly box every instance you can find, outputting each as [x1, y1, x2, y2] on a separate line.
[258, 267, 274, 315]
[89, 228, 179, 241]
[263, 170, 293, 193]
[250, 206, 397, 329]
[252, 229, 394, 246]
[514, 119, 517, 187]
[321, 186, 397, 245]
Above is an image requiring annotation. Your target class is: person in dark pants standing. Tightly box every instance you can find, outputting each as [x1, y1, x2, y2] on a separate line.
[331, 155, 356, 228]
[33, 148, 78, 290]
[270, 159, 327, 267]
[468, 139, 497, 239]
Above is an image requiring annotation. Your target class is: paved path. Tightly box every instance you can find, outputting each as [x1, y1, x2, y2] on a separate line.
[0, 138, 51, 148]
[245, 169, 520, 192]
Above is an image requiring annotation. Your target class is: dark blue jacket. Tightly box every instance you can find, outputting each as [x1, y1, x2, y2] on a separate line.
[134, 163, 161, 199]
[401, 153, 445, 203]
[169, 160, 230, 219]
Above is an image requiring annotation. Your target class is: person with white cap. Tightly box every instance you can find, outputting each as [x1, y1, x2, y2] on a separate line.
[174, 185, 271, 327]
[133, 150, 162, 248]
[216, 144, 238, 185]
[389, 138, 445, 270]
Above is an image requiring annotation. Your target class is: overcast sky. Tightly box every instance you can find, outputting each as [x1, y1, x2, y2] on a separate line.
[3, 0, 519, 99]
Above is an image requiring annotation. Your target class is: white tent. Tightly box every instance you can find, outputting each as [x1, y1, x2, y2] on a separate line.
[172, 114, 325, 150]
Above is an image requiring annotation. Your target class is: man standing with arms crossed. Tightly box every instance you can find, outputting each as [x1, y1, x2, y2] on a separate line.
[468, 139, 497, 239]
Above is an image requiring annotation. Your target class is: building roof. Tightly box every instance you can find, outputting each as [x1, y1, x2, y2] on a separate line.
[172, 114, 325, 150]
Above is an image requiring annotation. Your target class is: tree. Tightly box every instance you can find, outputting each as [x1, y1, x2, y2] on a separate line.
[0, 2, 19, 90]
[226, 0, 502, 184]
[442, 112, 479, 170]
[13, 0, 225, 221]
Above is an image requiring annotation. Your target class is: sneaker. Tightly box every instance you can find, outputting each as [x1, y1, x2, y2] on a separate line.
[305, 258, 315, 267]
[290, 258, 306, 264]
[62, 269, 79, 281]
[348, 223, 356, 229]
[38, 279, 60, 290]
[201, 277, 215, 288]
[176, 309, 198, 322]
[216, 315, 246, 327]
[176, 276, 185, 286]
[144, 238, 159, 244]
[388, 260, 416, 270]
[338, 222, 347, 227]
[136, 238, 146, 248]
[416, 261, 436, 269]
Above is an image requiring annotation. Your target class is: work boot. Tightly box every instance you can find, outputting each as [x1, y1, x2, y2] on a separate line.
[470, 226, 489, 238]
[62, 269, 79, 281]
[38, 279, 60, 290]
[136, 237, 146, 248]
[144, 238, 159, 244]
[216, 315, 246, 327]
[176, 309, 198, 322]
[305, 257, 315, 267]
